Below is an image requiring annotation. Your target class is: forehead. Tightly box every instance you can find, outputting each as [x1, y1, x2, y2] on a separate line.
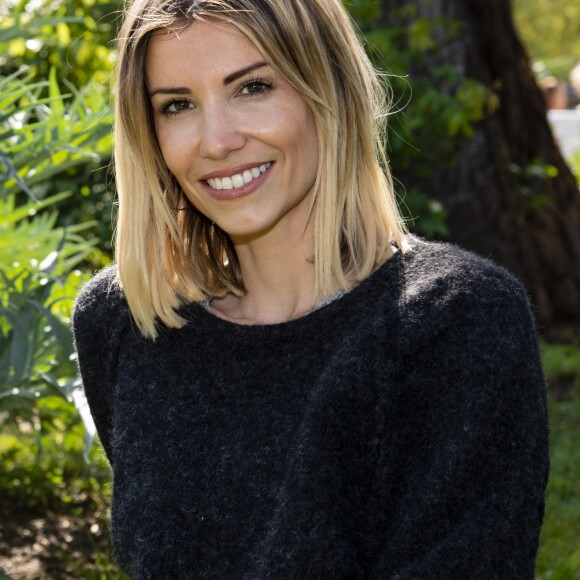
[146, 20, 266, 82]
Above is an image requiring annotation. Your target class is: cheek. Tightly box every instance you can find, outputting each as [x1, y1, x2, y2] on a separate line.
[155, 123, 192, 176]
[155, 126, 175, 171]
[269, 104, 318, 161]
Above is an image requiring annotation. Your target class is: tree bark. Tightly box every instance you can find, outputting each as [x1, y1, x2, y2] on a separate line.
[380, 0, 580, 336]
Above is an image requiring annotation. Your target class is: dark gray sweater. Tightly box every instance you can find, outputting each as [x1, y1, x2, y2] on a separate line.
[72, 237, 549, 579]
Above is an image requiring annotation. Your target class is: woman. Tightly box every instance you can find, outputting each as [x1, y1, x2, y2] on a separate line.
[73, 0, 549, 578]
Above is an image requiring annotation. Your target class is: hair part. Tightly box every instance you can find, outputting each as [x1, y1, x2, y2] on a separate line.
[114, 0, 408, 339]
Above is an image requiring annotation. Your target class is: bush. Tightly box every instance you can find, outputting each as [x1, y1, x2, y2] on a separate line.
[347, 1, 499, 237]
[0, 63, 113, 448]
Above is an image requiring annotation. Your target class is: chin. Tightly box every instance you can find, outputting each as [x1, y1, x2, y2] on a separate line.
[223, 223, 276, 244]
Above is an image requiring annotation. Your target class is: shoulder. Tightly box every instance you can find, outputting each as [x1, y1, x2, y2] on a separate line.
[398, 236, 534, 345]
[72, 264, 130, 339]
[402, 235, 526, 299]
[74, 265, 126, 315]
[401, 235, 529, 307]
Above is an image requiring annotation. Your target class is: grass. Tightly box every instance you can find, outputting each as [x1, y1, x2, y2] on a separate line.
[0, 343, 579, 578]
[535, 342, 580, 579]
[536, 397, 580, 579]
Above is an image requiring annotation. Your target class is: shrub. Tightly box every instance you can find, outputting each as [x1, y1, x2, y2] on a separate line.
[0, 65, 113, 452]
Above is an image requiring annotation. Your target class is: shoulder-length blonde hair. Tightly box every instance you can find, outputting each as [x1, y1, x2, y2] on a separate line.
[114, 0, 407, 339]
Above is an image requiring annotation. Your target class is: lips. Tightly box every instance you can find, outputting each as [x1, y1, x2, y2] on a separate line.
[199, 162, 274, 200]
[205, 163, 272, 191]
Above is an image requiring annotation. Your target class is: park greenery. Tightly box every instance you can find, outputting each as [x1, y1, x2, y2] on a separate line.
[1, 0, 579, 576]
[513, 0, 580, 80]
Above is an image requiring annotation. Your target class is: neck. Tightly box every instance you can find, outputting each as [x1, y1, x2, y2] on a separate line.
[211, 219, 316, 324]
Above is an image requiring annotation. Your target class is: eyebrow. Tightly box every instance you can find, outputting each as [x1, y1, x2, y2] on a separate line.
[149, 86, 191, 98]
[223, 61, 268, 85]
[148, 61, 269, 98]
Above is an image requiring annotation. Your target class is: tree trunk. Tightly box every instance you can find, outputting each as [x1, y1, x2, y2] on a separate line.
[380, 0, 580, 336]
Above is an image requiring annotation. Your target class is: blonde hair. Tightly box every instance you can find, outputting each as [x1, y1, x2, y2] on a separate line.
[114, 0, 407, 339]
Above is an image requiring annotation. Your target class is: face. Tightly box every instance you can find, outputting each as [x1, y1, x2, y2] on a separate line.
[145, 20, 319, 244]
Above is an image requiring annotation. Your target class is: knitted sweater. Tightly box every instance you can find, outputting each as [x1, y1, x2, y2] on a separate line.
[72, 237, 549, 579]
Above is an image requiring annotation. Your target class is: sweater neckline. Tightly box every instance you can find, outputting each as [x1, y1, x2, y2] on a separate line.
[188, 239, 410, 335]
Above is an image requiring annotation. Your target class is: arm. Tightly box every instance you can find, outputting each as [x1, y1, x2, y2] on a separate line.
[374, 276, 549, 579]
[72, 266, 130, 464]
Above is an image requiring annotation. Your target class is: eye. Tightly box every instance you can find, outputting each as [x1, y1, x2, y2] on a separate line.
[160, 99, 194, 116]
[239, 77, 273, 97]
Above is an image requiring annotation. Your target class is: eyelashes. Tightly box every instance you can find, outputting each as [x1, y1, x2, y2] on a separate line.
[239, 76, 273, 97]
[157, 76, 274, 117]
[159, 99, 193, 116]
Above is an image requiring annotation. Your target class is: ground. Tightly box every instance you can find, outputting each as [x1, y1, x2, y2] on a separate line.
[0, 493, 115, 579]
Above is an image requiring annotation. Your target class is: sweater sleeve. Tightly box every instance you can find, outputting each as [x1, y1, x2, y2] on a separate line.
[373, 266, 549, 579]
[72, 266, 130, 465]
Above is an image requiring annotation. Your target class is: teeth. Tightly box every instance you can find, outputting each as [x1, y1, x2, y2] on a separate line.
[206, 163, 271, 191]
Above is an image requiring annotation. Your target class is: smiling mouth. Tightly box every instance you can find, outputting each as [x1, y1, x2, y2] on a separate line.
[205, 163, 272, 191]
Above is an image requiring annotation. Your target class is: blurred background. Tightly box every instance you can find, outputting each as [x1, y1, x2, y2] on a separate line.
[1, 0, 579, 577]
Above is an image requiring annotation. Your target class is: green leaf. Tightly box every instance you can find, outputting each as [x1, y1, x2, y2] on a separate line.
[0, 16, 83, 44]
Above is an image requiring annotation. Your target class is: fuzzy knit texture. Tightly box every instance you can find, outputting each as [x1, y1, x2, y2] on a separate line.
[72, 236, 549, 579]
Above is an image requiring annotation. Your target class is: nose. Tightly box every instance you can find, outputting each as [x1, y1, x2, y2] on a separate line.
[198, 106, 246, 160]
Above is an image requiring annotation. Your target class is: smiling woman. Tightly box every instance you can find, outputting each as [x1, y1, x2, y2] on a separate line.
[110, 0, 406, 333]
[146, 22, 320, 251]
[72, 0, 549, 578]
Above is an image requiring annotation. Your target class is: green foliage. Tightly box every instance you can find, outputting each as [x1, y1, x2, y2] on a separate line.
[0, 65, 113, 264]
[0, 0, 121, 88]
[0, 398, 127, 578]
[396, 187, 448, 237]
[0, 67, 112, 202]
[0, 46, 114, 265]
[536, 398, 580, 578]
[534, 343, 580, 577]
[0, 263, 91, 429]
[513, 0, 580, 79]
[0, 8, 117, 575]
[541, 343, 580, 394]
[0, 66, 115, 255]
[0, 52, 113, 452]
[346, 3, 498, 237]
[0, 3, 119, 259]
[508, 159, 561, 210]
[568, 151, 580, 186]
